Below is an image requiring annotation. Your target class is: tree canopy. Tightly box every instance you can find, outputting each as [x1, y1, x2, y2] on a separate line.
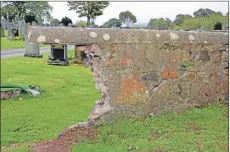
[193, 8, 215, 17]
[173, 13, 228, 30]
[50, 18, 60, 26]
[75, 20, 87, 27]
[102, 18, 122, 28]
[119, 10, 137, 27]
[148, 18, 172, 29]
[173, 14, 192, 25]
[67, 1, 109, 26]
[1, 2, 53, 24]
[60, 16, 73, 26]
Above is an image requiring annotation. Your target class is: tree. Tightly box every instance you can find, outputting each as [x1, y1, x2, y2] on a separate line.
[25, 2, 53, 23]
[214, 22, 222, 30]
[193, 8, 215, 17]
[1, 2, 53, 24]
[119, 10, 137, 27]
[67, 1, 109, 26]
[173, 13, 228, 30]
[60, 16, 72, 26]
[165, 18, 172, 29]
[173, 14, 192, 25]
[214, 11, 223, 16]
[151, 18, 168, 29]
[147, 19, 154, 28]
[75, 20, 87, 27]
[50, 18, 60, 26]
[102, 18, 122, 28]
[1, 1, 26, 21]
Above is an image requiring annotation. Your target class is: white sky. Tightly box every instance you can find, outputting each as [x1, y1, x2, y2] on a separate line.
[49, 2, 229, 25]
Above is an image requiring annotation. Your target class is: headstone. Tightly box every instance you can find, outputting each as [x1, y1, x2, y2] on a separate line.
[4, 19, 9, 29]
[48, 44, 69, 66]
[1, 17, 6, 29]
[19, 21, 26, 40]
[68, 23, 72, 27]
[24, 22, 42, 58]
[7, 23, 13, 40]
[14, 23, 19, 29]
[12, 29, 19, 37]
[1, 26, 5, 37]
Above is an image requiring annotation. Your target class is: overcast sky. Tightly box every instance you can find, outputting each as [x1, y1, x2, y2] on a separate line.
[49, 2, 228, 25]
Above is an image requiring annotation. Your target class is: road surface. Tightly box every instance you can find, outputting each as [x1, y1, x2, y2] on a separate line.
[1, 45, 74, 59]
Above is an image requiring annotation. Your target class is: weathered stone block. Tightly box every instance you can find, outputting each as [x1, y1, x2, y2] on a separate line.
[117, 76, 148, 105]
[162, 66, 180, 79]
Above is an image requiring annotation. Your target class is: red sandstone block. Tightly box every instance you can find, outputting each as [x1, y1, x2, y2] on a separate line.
[120, 57, 129, 65]
[75, 46, 87, 52]
[162, 67, 180, 79]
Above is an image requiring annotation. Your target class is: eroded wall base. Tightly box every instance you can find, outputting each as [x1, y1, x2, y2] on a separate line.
[60, 42, 229, 135]
[27, 27, 229, 134]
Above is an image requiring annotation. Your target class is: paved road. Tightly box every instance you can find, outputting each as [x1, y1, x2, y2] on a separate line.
[1, 45, 74, 59]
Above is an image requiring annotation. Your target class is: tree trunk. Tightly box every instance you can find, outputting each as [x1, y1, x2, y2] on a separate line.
[87, 16, 90, 27]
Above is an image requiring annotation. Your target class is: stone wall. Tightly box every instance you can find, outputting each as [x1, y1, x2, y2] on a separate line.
[28, 27, 229, 128]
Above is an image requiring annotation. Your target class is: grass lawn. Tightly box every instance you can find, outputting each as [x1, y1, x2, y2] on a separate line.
[1, 30, 48, 50]
[1, 50, 100, 151]
[73, 104, 228, 152]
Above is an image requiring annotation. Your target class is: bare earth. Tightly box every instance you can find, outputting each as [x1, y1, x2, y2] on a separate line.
[33, 128, 98, 152]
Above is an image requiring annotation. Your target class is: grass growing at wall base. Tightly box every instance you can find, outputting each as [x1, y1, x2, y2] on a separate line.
[73, 104, 228, 152]
[1, 50, 100, 147]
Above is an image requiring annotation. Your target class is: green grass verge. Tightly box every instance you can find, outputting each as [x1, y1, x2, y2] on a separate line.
[1, 50, 100, 147]
[73, 104, 228, 152]
[2, 144, 31, 152]
[1, 30, 48, 50]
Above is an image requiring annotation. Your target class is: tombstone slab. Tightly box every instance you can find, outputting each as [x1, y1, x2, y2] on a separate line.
[24, 22, 42, 58]
[1, 27, 5, 37]
[47, 44, 69, 66]
[7, 23, 13, 40]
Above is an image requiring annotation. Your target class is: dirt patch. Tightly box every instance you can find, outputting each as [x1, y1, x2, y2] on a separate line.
[33, 128, 98, 152]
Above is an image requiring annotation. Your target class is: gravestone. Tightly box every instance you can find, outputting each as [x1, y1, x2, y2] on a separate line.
[12, 29, 19, 37]
[1, 17, 7, 29]
[48, 44, 69, 66]
[7, 23, 13, 40]
[4, 19, 9, 29]
[24, 22, 42, 58]
[14, 23, 19, 29]
[59, 23, 64, 27]
[19, 21, 26, 40]
[1, 26, 5, 37]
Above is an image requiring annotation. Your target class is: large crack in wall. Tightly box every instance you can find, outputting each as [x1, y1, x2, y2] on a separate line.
[27, 27, 229, 133]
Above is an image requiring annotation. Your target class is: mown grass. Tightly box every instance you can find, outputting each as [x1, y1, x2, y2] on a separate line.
[1, 50, 100, 148]
[1, 30, 47, 50]
[73, 104, 228, 152]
